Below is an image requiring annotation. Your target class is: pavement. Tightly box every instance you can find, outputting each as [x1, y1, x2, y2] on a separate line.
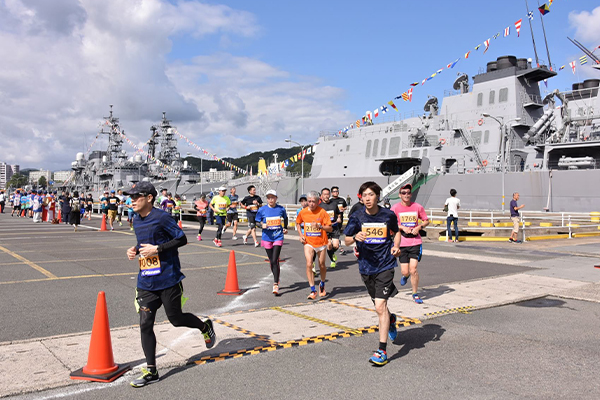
[1, 212, 600, 398]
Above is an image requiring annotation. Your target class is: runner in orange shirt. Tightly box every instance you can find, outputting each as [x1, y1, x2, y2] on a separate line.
[296, 191, 332, 299]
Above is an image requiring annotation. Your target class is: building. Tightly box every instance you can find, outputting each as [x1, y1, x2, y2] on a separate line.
[0, 163, 19, 189]
[29, 170, 53, 185]
[53, 170, 72, 182]
[201, 168, 234, 183]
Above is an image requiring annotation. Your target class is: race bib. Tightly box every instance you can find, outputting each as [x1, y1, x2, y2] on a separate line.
[326, 210, 335, 221]
[139, 255, 161, 276]
[167, 203, 174, 208]
[198, 209, 207, 216]
[304, 222, 321, 237]
[218, 203, 227, 211]
[337, 204, 344, 211]
[399, 212, 418, 228]
[266, 216, 282, 230]
[110, 198, 117, 204]
[248, 204, 258, 212]
[362, 222, 388, 244]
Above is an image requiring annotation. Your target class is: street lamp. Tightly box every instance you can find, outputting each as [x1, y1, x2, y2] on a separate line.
[481, 113, 521, 212]
[186, 152, 202, 195]
[284, 139, 308, 194]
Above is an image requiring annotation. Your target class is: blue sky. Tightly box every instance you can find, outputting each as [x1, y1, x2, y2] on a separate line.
[0, 0, 599, 170]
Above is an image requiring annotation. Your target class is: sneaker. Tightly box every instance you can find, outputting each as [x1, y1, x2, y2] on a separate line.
[400, 275, 409, 286]
[353, 246, 359, 258]
[254, 242, 260, 248]
[232, 236, 238, 240]
[330, 261, 336, 268]
[119, 221, 123, 226]
[213, 238, 219, 247]
[202, 319, 217, 348]
[130, 367, 159, 388]
[312, 263, 317, 275]
[340, 248, 347, 255]
[515, 240, 522, 244]
[197, 234, 202, 241]
[243, 235, 248, 245]
[272, 283, 279, 296]
[307, 291, 317, 300]
[388, 313, 398, 341]
[319, 283, 327, 298]
[217, 239, 222, 247]
[412, 293, 423, 304]
[110, 227, 114, 231]
[332, 253, 338, 263]
[369, 349, 388, 366]
[508, 238, 515, 243]
[130, 227, 134, 231]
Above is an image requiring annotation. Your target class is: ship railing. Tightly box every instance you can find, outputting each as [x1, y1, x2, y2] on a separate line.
[521, 92, 542, 105]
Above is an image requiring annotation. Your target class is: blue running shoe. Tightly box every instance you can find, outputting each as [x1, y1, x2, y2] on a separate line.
[412, 293, 423, 304]
[369, 349, 388, 366]
[388, 313, 397, 341]
[400, 275, 409, 286]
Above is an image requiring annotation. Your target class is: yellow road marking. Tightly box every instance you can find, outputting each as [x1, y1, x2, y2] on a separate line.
[270, 306, 361, 335]
[0, 245, 57, 279]
[0, 261, 265, 285]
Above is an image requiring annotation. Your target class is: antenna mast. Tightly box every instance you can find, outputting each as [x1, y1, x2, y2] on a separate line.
[537, 0, 553, 69]
[525, 0, 540, 67]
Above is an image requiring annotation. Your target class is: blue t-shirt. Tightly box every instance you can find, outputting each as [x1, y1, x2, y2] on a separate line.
[125, 197, 134, 213]
[133, 207, 186, 291]
[344, 207, 399, 275]
[227, 194, 239, 214]
[256, 204, 288, 242]
[510, 200, 519, 217]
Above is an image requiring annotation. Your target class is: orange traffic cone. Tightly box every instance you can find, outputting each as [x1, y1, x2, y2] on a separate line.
[57, 209, 62, 223]
[100, 214, 108, 231]
[21, 208, 26, 217]
[178, 220, 183, 229]
[70, 291, 130, 382]
[217, 251, 245, 295]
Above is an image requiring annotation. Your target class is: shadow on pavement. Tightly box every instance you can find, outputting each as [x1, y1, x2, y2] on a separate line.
[420, 285, 455, 300]
[389, 323, 445, 362]
[515, 297, 576, 310]
[327, 285, 367, 298]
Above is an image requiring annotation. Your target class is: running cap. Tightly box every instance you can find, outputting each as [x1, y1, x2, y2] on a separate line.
[218, 186, 227, 191]
[298, 193, 307, 201]
[400, 183, 412, 192]
[123, 181, 158, 199]
[266, 189, 277, 197]
[110, 190, 115, 193]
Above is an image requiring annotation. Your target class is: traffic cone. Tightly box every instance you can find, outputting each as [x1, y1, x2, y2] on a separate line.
[57, 209, 62, 223]
[100, 214, 108, 231]
[178, 220, 183, 229]
[70, 291, 130, 382]
[21, 208, 25, 217]
[217, 251, 245, 295]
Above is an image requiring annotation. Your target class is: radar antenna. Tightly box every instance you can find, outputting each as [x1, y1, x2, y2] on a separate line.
[452, 73, 470, 94]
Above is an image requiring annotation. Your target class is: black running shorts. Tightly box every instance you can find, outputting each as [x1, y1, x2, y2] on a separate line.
[226, 213, 239, 223]
[247, 213, 257, 229]
[398, 244, 422, 264]
[135, 282, 185, 316]
[361, 268, 398, 300]
[327, 225, 341, 240]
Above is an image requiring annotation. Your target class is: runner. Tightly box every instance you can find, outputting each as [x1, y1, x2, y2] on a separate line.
[193, 194, 209, 241]
[330, 186, 348, 255]
[256, 190, 288, 295]
[116, 189, 125, 226]
[155, 188, 168, 208]
[11, 190, 21, 217]
[125, 195, 135, 230]
[32, 190, 42, 223]
[83, 193, 93, 220]
[295, 194, 317, 275]
[319, 188, 342, 268]
[296, 191, 332, 300]
[124, 181, 216, 388]
[99, 190, 109, 223]
[344, 181, 401, 366]
[107, 190, 119, 230]
[69, 191, 83, 232]
[390, 183, 430, 304]
[241, 185, 263, 247]
[0, 190, 5, 213]
[209, 186, 230, 247]
[225, 187, 240, 240]
[173, 195, 182, 224]
[160, 193, 176, 217]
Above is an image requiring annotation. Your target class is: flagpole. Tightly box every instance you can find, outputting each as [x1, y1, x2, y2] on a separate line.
[537, 0, 553, 69]
[525, 0, 540, 67]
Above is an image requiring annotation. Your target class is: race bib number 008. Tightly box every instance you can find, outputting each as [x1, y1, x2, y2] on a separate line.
[139, 255, 161, 276]
[361, 223, 387, 244]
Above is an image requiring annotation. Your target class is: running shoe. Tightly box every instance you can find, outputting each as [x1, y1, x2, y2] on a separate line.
[243, 235, 248, 245]
[340, 248, 346, 255]
[330, 261, 336, 268]
[130, 367, 159, 388]
[400, 275, 409, 286]
[319, 282, 326, 298]
[232, 236, 238, 240]
[388, 313, 398, 341]
[110, 227, 114, 231]
[217, 239, 222, 247]
[202, 319, 217, 348]
[515, 240, 522, 244]
[508, 238, 515, 243]
[369, 349, 388, 366]
[332, 253, 338, 263]
[213, 238, 219, 247]
[272, 283, 279, 296]
[353, 246, 359, 258]
[197, 234, 202, 241]
[312, 263, 317, 275]
[119, 221, 123, 226]
[412, 293, 423, 304]
[254, 242, 260, 248]
[307, 291, 317, 300]
[130, 227, 134, 231]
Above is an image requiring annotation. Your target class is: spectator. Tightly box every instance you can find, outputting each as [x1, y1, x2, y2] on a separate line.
[444, 189, 461, 242]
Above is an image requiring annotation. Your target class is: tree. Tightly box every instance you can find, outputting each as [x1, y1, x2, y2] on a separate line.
[7, 173, 28, 188]
[38, 176, 47, 187]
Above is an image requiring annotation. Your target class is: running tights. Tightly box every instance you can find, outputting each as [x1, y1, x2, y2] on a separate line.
[197, 216, 206, 234]
[265, 245, 282, 283]
[327, 248, 336, 262]
[216, 222, 223, 239]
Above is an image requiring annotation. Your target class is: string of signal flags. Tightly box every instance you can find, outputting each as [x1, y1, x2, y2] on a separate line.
[336, 0, 595, 136]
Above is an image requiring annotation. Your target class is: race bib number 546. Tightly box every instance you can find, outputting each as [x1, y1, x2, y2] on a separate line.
[362, 223, 387, 244]
[139, 255, 161, 276]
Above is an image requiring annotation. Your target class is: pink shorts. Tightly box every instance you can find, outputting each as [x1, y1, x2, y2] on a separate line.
[262, 240, 283, 249]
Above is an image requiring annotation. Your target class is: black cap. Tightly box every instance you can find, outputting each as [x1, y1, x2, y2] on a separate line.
[298, 194, 307, 201]
[123, 181, 158, 199]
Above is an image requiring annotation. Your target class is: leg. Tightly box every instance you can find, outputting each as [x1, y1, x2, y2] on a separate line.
[453, 217, 459, 241]
[251, 227, 258, 244]
[270, 245, 282, 283]
[198, 216, 205, 234]
[374, 299, 390, 345]
[446, 217, 452, 240]
[162, 284, 207, 331]
[216, 218, 223, 240]
[317, 249, 327, 282]
[409, 258, 419, 294]
[232, 220, 238, 237]
[304, 245, 316, 287]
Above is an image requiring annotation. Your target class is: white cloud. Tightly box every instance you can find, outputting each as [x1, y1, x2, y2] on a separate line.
[569, 6, 600, 43]
[0, 0, 348, 171]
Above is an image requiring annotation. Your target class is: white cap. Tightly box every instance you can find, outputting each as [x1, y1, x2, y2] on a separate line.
[218, 186, 227, 191]
[266, 189, 277, 197]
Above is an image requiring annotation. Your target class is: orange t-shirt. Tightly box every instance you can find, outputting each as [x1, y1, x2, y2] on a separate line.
[296, 206, 331, 247]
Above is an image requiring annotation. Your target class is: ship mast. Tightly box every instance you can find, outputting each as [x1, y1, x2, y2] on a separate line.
[99, 104, 127, 165]
[525, 0, 540, 67]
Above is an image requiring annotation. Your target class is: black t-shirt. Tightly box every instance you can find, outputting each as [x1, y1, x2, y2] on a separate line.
[241, 195, 262, 214]
[107, 196, 119, 211]
[86, 197, 94, 208]
[331, 197, 348, 223]
[320, 200, 342, 227]
[348, 202, 364, 218]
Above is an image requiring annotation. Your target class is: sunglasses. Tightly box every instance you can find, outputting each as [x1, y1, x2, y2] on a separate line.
[399, 191, 411, 195]
[130, 193, 148, 200]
